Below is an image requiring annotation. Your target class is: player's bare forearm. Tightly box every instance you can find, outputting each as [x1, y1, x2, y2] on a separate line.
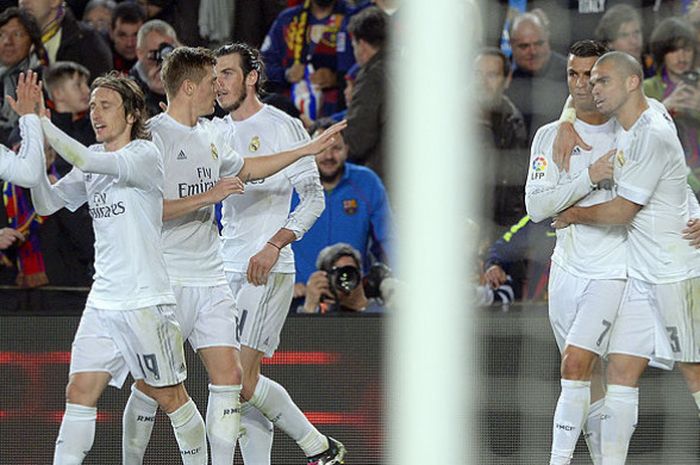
[568, 196, 641, 226]
[163, 194, 212, 221]
[238, 149, 302, 182]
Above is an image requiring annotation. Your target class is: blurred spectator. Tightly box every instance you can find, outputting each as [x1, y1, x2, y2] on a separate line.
[643, 16, 700, 191]
[261, 0, 355, 119]
[18, 0, 112, 81]
[343, 6, 389, 180]
[594, 3, 655, 76]
[291, 118, 393, 297]
[232, 0, 286, 49]
[475, 47, 528, 232]
[43, 61, 94, 173]
[297, 242, 385, 313]
[109, 1, 145, 73]
[329, 63, 358, 121]
[130, 18, 177, 117]
[506, 12, 568, 142]
[0, 7, 47, 145]
[137, 0, 204, 46]
[482, 214, 555, 301]
[82, 0, 115, 35]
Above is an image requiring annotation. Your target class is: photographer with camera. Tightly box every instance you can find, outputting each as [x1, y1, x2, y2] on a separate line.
[129, 19, 178, 117]
[644, 17, 700, 191]
[299, 243, 390, 314]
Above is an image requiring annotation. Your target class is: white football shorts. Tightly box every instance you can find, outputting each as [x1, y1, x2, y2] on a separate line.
[226, 271, 294, 357]
[548, 262, 625, 355]
[70, 304, 187, 388]
[172, 284, 239, 351]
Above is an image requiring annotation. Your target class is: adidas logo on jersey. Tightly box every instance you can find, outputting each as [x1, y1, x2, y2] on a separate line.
[572, 146, 582, 155]
[177, 150, 187, 160]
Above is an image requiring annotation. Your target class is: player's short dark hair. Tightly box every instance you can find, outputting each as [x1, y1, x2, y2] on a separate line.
[476, 47, 510, 77]
[92, 72, 150, 140]
[569, 40, 609, 59]
[649, 17, 697, 68]
[0, 7, 47, 65]
[595, 4, 641, 44]
[348, 6, 388, 49]
[161, 46, 216, 98]
[215, 42, 267, 96]
[111, 1, 146, 29]
[44, 61, 90, 97]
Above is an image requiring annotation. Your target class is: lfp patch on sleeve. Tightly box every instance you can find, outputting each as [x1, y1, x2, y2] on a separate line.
[530, 156, 547, 180]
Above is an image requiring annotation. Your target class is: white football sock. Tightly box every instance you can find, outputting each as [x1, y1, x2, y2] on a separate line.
[167, 399, 208, 465]
[584, 399, 604, 465]
[601, 385, 638, 465]
[249, 375, 328, 457]
[549, 379, 590, 465]
[239, 401, 274, 465]
[53, 403, 97, 465]
[206, 384, 241, 465]
[122, 383, 158, 465]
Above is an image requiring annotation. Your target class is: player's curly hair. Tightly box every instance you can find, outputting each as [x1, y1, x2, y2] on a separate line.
[91, 72, 150, 140]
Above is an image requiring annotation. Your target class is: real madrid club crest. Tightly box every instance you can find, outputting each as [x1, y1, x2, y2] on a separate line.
[210, 143, 218, 160]
[343, 199, 358, 215]
[530, 155, 547, 180]
[616, 149, 625, 167]
[249, 136, 261, 152]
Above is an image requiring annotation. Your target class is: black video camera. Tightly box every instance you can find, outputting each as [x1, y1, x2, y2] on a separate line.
[682, 70, 700, 86]
[149, 42, 175, 65]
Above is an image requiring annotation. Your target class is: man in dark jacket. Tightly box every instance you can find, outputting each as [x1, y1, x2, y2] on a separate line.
[19, 0, 112, 82]
[344, 6, 389, 180]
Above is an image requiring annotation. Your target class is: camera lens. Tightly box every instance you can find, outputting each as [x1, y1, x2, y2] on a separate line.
[331, 265, 360, 293]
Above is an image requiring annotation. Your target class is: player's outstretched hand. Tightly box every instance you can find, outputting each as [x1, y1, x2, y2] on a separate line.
[207, 176, 244, 203]
[588, 149, 615, 185]
[683, 218, 700, 248]
[553, 122, 591, 172]
[246, 243, 280, 286]
[484, 264, 507, 289]
[304, 120, 348, 155]
[6, 70, 46, 117]
[0, 227, 25, 249]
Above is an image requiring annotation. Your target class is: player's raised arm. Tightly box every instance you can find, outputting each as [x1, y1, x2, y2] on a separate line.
[2, 71, 46, 188]
[552, 96, 592, 171]
[236, 120, 347, 182]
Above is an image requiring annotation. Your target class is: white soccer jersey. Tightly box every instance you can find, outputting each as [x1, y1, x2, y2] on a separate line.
[526, 118, 626, 279]
[614, 107, 700, 283]
[149, 113, 244, 286]
[213, 105, 322, 274]
[50, 139, 175, 310]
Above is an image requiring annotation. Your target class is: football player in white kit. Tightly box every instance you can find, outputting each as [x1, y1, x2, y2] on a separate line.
[213, 43, 345, 465]
[19, 71, 207, 465]
[119, 46, 346, 465]
[526, 40, 626, 465]
[554, 51, 700, 465]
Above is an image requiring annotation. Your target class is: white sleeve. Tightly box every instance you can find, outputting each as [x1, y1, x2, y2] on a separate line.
[687, 184, 700, 218]
[616, 130, 663, 206]
[281, 117, 323, 239]
[524, 126, 593, 222]
[212, 124, 245, 177]
[0, 115, 44, 187]
[112, 139, 162, 190]
[31, 167, 87, 215]
[41, 116, 120, 176]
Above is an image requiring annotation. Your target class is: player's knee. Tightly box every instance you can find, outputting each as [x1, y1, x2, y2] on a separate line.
[560, 351, 595, 380]
[150, 384, 189, 413]
[65, 380, 99, 406]
[606, 362, 638, 386]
